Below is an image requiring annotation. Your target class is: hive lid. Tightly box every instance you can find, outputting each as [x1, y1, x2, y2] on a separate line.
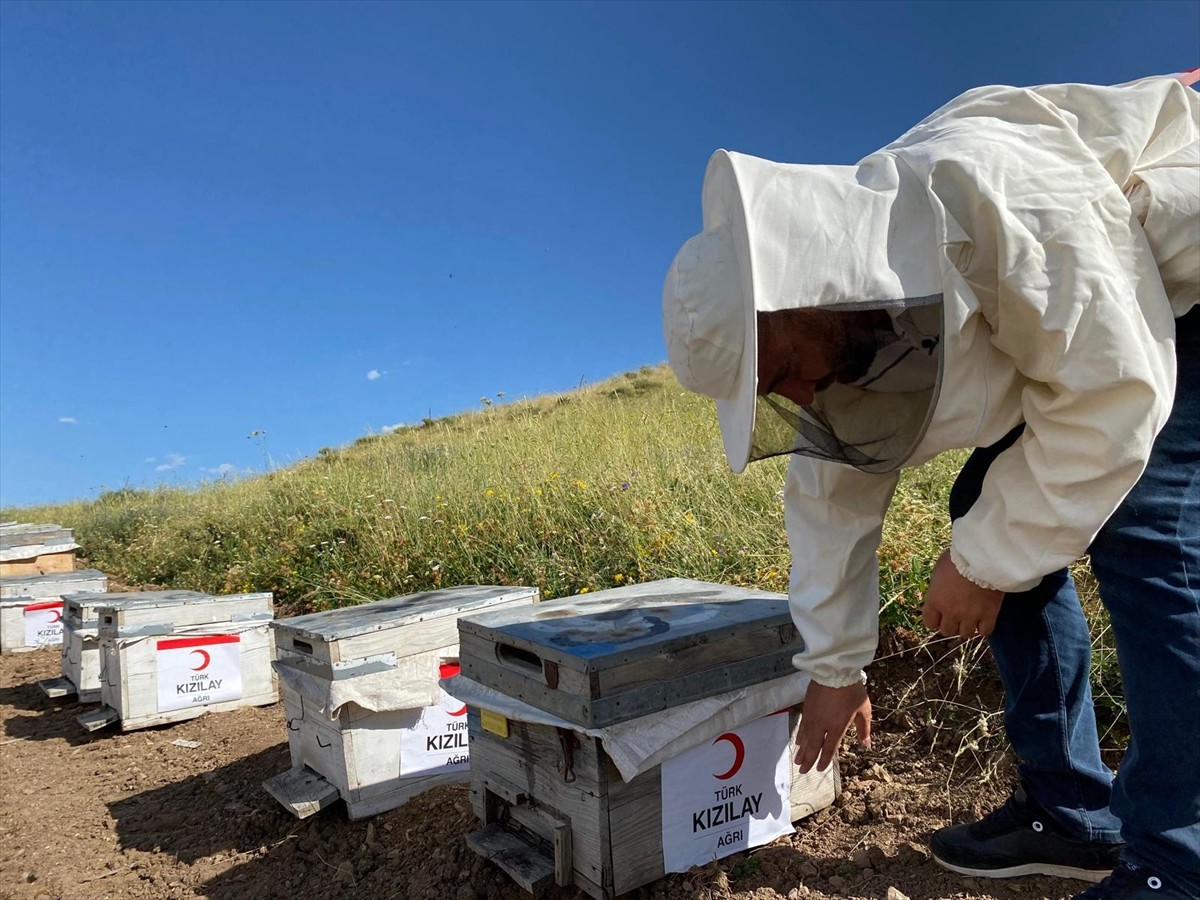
[62, 588, 187, 615]
[458, 577, 791, 667]
[456, 578, 799, 728]
[0, 523, 74, 549]
[275, 585, 539, 643]
[0, 569, 108, 600]
[94, 591, 274, 633]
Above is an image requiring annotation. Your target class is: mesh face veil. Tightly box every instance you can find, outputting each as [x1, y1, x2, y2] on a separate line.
[663, 150, 946, 474]
[748, 297, 943, 474]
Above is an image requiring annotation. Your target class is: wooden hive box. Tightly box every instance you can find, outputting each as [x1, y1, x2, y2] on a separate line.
[77, 591, 277, 732]
[263, 585, 539, 821]
[41, 590, 204, 702]
[457, 578, 801, 728]
[0, 569, 107, 656]
[457, 578, 839, 898]
[465, 706, 839, 899]
[0, 523, 80, 577]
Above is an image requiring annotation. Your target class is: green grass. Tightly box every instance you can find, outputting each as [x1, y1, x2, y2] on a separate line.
[4, 364, 1122, 727]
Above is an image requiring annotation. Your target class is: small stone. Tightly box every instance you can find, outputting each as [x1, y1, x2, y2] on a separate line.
[887, 888, 910, 900]
[455, 888, 477, 900]
[336, 861, 355, 884]
[898, 841, 929, 865]
[799, 862, 819, 877]
[850, 848, 871, 868]
[827, 874, 847, 890]
[861, 763, 893, 783]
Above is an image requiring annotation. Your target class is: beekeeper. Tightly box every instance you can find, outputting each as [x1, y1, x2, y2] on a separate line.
[663, 73, 1198, 900]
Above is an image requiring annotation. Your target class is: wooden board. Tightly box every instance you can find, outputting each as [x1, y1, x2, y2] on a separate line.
[467, 823, 557, 894]
[263, 767, 342, 819]
[0, 550, 77, 577]
[38, 676, 75, 699]
[0, 524, 73, 549]
[459, 578, 798, 728]
[61, 624, 105, 702]
[76, 706, 120, 732]
[96, 591, 272, 636]
[0, 570, 107, 600]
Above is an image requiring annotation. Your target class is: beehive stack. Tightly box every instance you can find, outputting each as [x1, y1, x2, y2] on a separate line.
[454, 578, 840, 899]
[0, 523, 81, 577]
[0, 569, 107, 656]
[77, 591, 277, 732]
[263, 585, 539, 820]
[41, 589, 204, 702]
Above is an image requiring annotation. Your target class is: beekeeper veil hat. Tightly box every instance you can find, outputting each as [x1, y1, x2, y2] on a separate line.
[663, 149, 944, 474]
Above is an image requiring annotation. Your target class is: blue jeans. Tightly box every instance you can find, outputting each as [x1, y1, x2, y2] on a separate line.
[948, 308, 1200, 894]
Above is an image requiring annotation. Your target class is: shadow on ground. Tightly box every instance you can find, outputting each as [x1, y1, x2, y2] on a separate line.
[108, 744, 293, 863]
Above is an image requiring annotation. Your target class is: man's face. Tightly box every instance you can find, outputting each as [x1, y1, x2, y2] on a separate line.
[755, 308, 888, 407]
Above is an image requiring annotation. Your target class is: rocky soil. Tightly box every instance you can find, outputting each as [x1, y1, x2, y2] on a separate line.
[1, 637, 1097, 900]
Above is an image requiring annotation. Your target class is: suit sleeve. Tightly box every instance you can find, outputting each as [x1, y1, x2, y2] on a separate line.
[950, 187, 1177, 592]
[784, 454, 900, 687]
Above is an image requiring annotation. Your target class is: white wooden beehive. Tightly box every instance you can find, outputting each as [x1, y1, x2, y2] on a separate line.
[466, 706, 839, 899]
[42, 590, 205, 703]
[459, 578, 840, 898]
[0, 523, 81, 577]
[0, 569, 107, 656]
[262, 585, 539, 821]
[76, 591, 277, 732]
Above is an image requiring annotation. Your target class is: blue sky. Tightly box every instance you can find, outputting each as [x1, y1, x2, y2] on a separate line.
[2, 0, 1197, 508]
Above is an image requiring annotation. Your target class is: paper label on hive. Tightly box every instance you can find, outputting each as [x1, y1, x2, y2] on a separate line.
[156, 635, 243, 713]
[399, 663, 470, 776]
[23, 600, 64, 646]
[480, 708, 509, 738]
[660, 710, 793, 873]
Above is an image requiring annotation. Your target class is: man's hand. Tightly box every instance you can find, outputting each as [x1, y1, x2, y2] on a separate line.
[795, 680, 871, 774]
[921, 549, 1004, 639]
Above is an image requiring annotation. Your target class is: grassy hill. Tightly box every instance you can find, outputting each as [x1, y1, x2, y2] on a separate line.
[5, 364, 1126, 739]
[7, 365, 959, 621]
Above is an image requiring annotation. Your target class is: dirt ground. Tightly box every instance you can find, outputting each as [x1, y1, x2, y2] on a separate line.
[0, 636, 1099, 900]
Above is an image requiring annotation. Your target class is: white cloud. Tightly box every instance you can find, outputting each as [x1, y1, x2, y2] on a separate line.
[380, 423, 407, 434]
[202, 463, 240, 477]
[367, 369, 384, 381]
[58, 416, 78, 424]
[155, 453, 187, 472]
[144, 457, 157, 463]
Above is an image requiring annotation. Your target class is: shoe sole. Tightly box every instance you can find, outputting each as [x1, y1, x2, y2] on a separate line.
[932, 854, 1112, 883]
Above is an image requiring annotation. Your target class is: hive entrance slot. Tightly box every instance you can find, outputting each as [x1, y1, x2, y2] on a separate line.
[496, 644, 544, 677]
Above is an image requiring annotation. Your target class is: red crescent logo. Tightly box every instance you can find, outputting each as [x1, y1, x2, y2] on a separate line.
[49, 610, 62, 624]
[190, 649, 211, 671]
[439, 662, 466, 715]
[712, 732, 746, 780]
